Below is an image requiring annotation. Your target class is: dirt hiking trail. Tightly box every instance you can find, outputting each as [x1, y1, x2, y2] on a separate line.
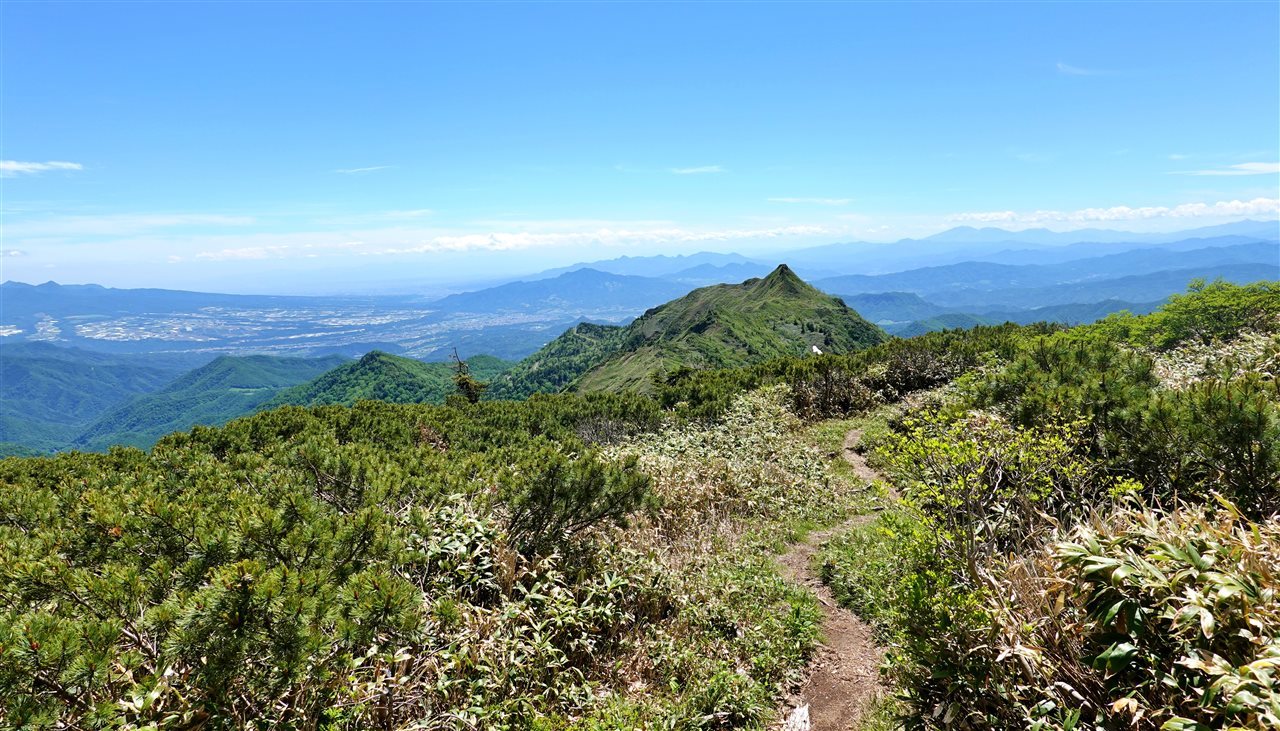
[777, 429, 886, 730]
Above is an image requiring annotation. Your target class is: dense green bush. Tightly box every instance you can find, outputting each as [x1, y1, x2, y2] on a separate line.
[818, 281, 1280, 729]
[0, 394, 673, 728]
[658, 323, 1045, 421]
[0, 383, 861, 729]
[1048, 500, 1280, 729]
[971, 336, 1280, 517]
[1088, 279, 1280, 350]
[826, 499, 1280, 730]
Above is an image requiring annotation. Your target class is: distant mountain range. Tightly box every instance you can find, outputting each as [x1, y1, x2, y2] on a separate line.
[811, 241, 1279, 309]
[430, 268, 688, 318]
[3, 222, 1275, 360]
[3, 219, 1277, 456]
[914, 219, 1280, 246]
[527, 251, 756, 280]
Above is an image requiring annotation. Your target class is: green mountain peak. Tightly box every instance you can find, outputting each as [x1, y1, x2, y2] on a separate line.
[490, 269, 889, 397]
[743, 263, 817, 298]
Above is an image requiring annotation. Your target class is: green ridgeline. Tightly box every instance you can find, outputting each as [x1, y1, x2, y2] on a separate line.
[491, 264, 888, 398]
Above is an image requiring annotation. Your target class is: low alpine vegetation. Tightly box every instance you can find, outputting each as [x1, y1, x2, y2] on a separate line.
[819, 280, 1280, 729]
[0, 383, 864, 729]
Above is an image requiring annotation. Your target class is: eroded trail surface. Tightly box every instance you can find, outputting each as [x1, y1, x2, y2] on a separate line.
[777, 430, 885, 730]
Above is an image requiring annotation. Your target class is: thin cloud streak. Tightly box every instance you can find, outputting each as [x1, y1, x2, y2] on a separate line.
[950, 197, 1280, 225]
[1173, 162, 1280, 177]
[670, 165, 724, 175]
[1, 160, 83, 177]
[184, 224, 830, 261]
[333, 165, 394, 174]
[6, 212, 258, 239]
[315, 209, 434, 225]
[768, 197, 851, 206]
[1056, 61, 1108, 76]
[5, 213, 257, 238]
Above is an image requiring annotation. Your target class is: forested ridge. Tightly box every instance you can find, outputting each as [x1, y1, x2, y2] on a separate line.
[1, 279, 1277, 729]
[76, 354, 350, 452]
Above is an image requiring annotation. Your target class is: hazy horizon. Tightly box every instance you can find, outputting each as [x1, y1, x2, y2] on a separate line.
[2, 217, 1278, 297]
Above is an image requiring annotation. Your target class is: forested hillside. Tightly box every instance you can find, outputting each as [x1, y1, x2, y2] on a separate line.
[0, 344, 212, 456]
[266, 351, 512, 408]
[1, 279, 1276, 729]
[75, 354, 349, 451]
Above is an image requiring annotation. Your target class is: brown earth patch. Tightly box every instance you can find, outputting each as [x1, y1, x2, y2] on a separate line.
[777, 429, 886, 730]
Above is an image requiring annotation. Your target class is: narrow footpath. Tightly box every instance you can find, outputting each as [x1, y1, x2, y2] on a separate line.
[777, 429, 886, 731]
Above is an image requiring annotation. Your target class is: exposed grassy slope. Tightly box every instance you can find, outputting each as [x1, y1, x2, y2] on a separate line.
[266, 351, 511, 408]
[574, 264, 887, 392]
[76, 353, 348, 451]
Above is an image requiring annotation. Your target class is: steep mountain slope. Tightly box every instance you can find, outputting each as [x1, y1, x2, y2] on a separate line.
[0, 344, 213, 454]
[77, 354, 349, 451]
[486, 323, 627, 400]
[266, 351, 511, 408]
[499, 265, 887, 396]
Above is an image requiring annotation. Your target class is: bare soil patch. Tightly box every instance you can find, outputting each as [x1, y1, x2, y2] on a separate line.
[777, 429, 886, 730]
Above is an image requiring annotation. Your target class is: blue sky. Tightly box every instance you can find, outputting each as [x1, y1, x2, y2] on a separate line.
[2, 1, 1278, 293]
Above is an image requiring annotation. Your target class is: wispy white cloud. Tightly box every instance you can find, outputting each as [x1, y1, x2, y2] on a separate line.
[670, 165, 724, 175]
[333, 165, 393, 175]
[1168, 153, 1190, 160]
[768, 197, 852, 206]
[196, 245, 291, 261]
[1056, 61, 1108, 76]
[1173, 162, 1280, 177]
[368, 224, 825, 255]
[467, 218, 674, 230]
[5, 213, 256, 238]
[139, 223, 832, 263]
[2, 249, 28, 257]
[1, 160, 83, 177]
[949, 197, 1280, 225]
